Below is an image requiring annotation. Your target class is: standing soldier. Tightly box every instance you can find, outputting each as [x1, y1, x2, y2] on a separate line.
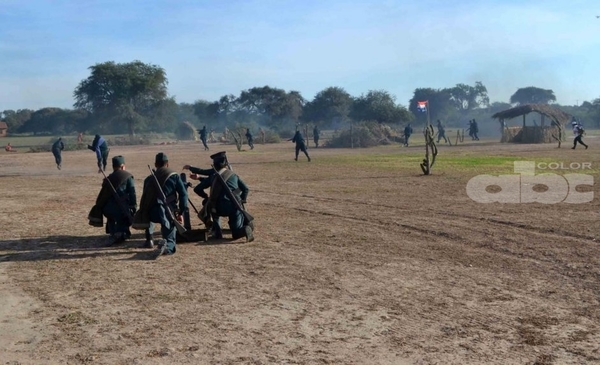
[207, 152, 254, 242]
[245, 128, 254, 150]
[198, 126, 209, 151]
[471, 119, 480, 140]
[313, 125, 320, 148]
[403, 123, 413, 147]
[92, 156, 137, 246]
[436, 120, 448, 144]
[135, 153, 187, 258]
[51, 137, 65, 170]
[88, 134, 109, 173]
[289, 130, 311, 162]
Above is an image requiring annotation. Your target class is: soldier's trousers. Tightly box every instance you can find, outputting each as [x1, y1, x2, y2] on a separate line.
[52, 149, 62, 166]
[149, 204, 176, 254]
[295, 144, 310, 160]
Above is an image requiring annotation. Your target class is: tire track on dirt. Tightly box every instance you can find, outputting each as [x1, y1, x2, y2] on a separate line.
[257, 190, 600, 294]
[254, 189, 598, 243]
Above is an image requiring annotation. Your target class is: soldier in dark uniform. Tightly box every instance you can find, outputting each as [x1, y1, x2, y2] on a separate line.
[245, 128, 254, 150]
[88, 134, 110, 173]
[198, 126, 209, 151]
[471, 119, 480, 140]
[289, 130, 311, 161]
[313, 125, 320, 148]
[436, 120, 448, 144]
[207, 152, 253, 242]
[183, 162, 216, 229]
[51, 137, 65, 170]
[572, 124, 588, 149]
[136, 153, 188, 258]
[403, 123, 413, 147]
[93, 156, 137, 245]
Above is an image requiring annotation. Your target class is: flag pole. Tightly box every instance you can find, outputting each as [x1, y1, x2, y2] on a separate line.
[426, 100, 431, 128]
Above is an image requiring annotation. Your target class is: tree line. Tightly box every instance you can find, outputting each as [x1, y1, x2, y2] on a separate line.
[2, 60, 600, 137]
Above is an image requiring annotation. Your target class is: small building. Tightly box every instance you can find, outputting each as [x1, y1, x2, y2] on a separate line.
[0, 121, 7, 137]
[492, 104, 571, 147]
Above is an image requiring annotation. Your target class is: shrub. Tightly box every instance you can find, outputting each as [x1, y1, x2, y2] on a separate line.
[175, 121, 196, 141]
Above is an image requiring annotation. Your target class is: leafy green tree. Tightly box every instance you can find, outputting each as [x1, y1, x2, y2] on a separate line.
[73, 60, 168, 136]
[510, 87, 556, 105]
[449, 82, 490, 113]
[1, 109, 33, 132]
[303, 87, 353, 127]
[18, 108, 90, 135]
[351, 90, 412, 124]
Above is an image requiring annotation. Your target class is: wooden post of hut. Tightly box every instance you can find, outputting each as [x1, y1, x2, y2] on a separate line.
[492, 104, 571, 147]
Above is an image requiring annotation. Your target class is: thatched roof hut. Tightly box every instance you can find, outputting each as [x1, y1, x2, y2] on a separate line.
[492, 104, 571, 146]
[492, 104, 571, 125]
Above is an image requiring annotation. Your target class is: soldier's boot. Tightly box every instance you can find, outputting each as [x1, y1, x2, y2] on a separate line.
[232, 226, 254, 242]
[245, 225, 254, 243]
[107, 232, 125, 246]
[144, 239, 154, 249]
[152, 240, 167, 259]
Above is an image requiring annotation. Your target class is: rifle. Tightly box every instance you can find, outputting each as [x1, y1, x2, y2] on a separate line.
[179, 172, 198, 214]
[147, 165, 187, 235]
[211, 165, 254, 225]
[100, 170, 134, 226]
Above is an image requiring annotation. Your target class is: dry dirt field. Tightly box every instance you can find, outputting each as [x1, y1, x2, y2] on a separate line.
[0, 138, 599, 365]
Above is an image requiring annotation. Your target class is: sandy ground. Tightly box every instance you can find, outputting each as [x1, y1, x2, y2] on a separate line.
[0, 138, 599, 365]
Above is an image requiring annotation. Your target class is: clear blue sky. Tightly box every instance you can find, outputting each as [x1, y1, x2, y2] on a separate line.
[1, 0, 599, 111]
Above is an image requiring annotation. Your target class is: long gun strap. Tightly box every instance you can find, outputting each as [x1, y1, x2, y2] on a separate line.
[147, 165, 187, 235]
[211, 166, 253, 223]
[101, 170, 133, 226]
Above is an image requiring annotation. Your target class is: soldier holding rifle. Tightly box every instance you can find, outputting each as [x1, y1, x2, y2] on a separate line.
[88, 156, 137, 246]
[207, 152, 254, 242]
[135, 153, 188, 258]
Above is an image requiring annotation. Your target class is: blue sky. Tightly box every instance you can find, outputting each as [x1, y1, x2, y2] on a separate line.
[1, 0, 599, 111]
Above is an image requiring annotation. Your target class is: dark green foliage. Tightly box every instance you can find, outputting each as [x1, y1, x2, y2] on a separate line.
[510, 87, 556, 105]
[73, 60, 168, 136]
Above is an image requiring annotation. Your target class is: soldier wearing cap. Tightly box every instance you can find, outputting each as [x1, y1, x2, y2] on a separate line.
[182, 151, 233, 230]
[207, 151, 253, 241]
[289, 130, 311, 162]
[88, 134, 110, 173]
[91, 155, 137, 245]
[136, 152, 188, 257]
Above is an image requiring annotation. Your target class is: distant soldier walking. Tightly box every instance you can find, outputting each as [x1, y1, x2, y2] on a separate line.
[289, 130, 311, 161]
[403, 123, 413, 147]
[313, 125, 320, 148]
[436, 120, 448, 144]
[199, 126, 209, 151]
[52, 137, 65, 170]
[245, 128, 254, 150]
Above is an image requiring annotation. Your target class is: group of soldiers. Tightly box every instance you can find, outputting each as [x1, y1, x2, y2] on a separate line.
[402, 120, 477, 147]
[88, 150, 254, 259]
[199, 125, 315, 162]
